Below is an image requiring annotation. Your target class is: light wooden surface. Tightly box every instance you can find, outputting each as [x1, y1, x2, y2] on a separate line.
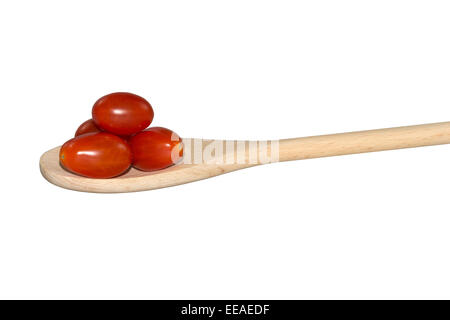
[278, 121, 450, 161]
[40, 122, 450, 193]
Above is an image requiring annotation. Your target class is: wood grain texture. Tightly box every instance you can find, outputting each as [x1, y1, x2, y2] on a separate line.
[279, 121, 450, 161]
[40, 122, 450, 193]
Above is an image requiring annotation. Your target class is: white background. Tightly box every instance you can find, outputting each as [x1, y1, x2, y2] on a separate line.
[0, 0, 449, 299]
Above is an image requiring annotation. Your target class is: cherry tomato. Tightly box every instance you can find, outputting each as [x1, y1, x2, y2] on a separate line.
[129, 127, 183, 171]
[92, 92, 154, 136]
[75, 119, 102, 137]
[60, 132, 132, 178]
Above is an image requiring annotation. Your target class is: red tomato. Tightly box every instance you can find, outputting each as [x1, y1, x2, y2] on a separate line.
[60, 132, 132, 178]
[129, 127, 183, 171]
[75, 119, 102, 137]
[92, 92, 154, 136]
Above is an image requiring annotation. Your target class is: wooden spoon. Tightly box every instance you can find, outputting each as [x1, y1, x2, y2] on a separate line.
[40, 122, 450, 193]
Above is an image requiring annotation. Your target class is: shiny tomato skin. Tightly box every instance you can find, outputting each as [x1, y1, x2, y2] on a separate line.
[92, 92, 154, 136]
[129, 127, 183, 171]
[60, 132, 132, 178]
[75, 119, 102, 137]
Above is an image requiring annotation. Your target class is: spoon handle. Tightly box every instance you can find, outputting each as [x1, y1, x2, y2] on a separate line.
[278, 122, 450, 162]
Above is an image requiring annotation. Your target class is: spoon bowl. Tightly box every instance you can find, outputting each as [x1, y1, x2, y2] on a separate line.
[40, 139, 255, 193]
